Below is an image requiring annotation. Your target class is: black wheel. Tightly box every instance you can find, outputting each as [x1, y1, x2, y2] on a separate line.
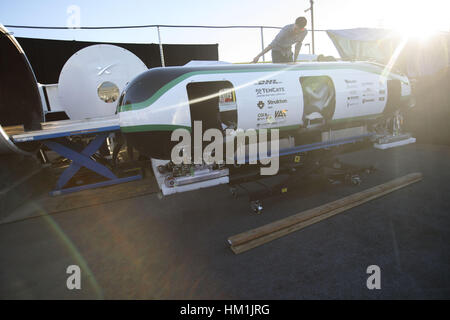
[350, 175, 362, 186]
[250, 200, 263, 214]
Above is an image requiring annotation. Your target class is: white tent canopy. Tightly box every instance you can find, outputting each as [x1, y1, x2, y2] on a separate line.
[327, 28, 449, 79]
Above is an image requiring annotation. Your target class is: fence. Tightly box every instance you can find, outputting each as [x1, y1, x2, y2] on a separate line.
[5, 24, 336, 65]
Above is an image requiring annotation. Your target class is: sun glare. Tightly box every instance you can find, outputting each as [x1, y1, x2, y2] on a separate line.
[387, 0, 449, 41]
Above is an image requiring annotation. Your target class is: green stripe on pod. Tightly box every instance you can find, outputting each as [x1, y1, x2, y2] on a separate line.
[119, 63, 394, 113]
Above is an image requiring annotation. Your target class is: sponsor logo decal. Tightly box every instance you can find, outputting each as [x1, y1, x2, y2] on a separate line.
[267, 99, 288, 105]
[274, 110, 287, 119]
[256, 87, 285, 95]
[257, 101, 265, 109]
[257, 112, 270, 121]
[254, 79, 282, 85]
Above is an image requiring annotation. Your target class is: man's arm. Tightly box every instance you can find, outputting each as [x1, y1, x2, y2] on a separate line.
[293, 29, 307, 62]
[253, 44, 272, 63]
[293, 42, 302, 62]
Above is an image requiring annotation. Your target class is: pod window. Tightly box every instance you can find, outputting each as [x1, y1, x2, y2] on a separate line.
[186, 81, 237, 131]
[299, 76, 336, 124]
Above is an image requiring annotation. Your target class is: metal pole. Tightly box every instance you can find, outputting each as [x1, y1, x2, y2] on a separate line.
[310, 0, 315, 55]
[157, 26, 165, 67]
[305, 0, 315, 55]
[260, 27, 265, 62]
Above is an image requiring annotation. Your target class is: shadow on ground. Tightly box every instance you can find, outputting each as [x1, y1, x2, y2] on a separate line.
[0, 144, 449, 299]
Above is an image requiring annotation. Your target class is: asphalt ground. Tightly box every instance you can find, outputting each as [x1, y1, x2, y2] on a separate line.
[0, 143, 449, 299]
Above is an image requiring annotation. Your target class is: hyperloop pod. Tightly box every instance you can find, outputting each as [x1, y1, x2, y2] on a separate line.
[2, 27, 415, 199]
[0, 24, 43, 155]
[116, 62, 415, 195]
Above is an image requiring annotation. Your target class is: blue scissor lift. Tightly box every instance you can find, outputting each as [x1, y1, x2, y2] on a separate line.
[12, 116, 142, 196]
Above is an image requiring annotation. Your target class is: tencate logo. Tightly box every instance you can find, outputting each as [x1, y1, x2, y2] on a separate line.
[256, 87, 285, 95]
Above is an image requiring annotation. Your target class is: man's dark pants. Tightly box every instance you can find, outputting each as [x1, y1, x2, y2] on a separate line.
[271, 50, 293, 63]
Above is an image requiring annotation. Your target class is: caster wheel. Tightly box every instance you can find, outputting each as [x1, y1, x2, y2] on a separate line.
[350, 175, 362, 186]
[250, 200, 263, 214]
[229, 186, 238, 198]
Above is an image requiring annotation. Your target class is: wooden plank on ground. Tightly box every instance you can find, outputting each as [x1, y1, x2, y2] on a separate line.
[38, 176, 159, 214]
[228, 172, 423, 254]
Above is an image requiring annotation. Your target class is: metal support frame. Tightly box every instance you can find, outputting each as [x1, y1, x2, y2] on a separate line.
[43, 133, 142, 196]
[260, 27, 265, 62]
[232, 155, 375, 214]
[229, 134, 375, 212]
[237, 133, 373, 163]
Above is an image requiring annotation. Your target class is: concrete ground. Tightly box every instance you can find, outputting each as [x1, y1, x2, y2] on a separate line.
[0, 143, 449, 299]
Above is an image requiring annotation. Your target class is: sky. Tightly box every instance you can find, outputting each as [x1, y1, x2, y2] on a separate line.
[1, 0, 449, 62]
